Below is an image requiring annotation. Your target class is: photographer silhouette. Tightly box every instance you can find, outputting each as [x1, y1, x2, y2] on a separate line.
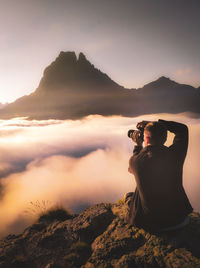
[128, 119, 193, 231]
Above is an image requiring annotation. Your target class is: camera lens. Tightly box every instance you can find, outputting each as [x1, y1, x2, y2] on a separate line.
[128, 129, 135, 138]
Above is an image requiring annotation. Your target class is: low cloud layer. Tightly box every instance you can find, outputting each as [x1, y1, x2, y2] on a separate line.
[0, 113, 199, 237]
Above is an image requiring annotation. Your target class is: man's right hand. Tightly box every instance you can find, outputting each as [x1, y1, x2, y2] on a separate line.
[131, 130, 143, 146]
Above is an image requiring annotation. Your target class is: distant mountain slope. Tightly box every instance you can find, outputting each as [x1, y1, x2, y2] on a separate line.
[135, 76, 199, 115]
[0, 51, 199, 119]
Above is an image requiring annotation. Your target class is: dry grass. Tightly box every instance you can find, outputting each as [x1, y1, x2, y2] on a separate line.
[24, 200, 72, 222]
[24, 200, 52, 218]
[38, 205, 72, 222]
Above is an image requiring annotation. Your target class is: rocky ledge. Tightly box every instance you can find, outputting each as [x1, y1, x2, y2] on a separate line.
[0, 201, 200, 268]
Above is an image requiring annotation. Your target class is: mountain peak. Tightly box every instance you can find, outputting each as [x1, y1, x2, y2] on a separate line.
[78, 52, 87, 61]
[152, 76, 177, 85]
[157, 76, 178, 85]
[57, 51, 77, 63]
[57, 51, 89, 64]
[157, 76, 171, 82]
[158, 76, 170, 80]
[77, 52, 93, 68]
[36, 51, 119, 91]
[56, 51, 91, 65]
[142, 76, 178, 91]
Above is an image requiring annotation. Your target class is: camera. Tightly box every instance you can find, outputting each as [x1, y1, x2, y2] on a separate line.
[128, 121, 151, 142]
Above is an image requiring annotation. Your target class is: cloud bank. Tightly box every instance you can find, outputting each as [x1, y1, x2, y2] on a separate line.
[0, 114, 199, 237]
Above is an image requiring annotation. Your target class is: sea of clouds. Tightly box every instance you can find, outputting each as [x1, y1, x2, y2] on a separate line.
[0, 113, 199, 237]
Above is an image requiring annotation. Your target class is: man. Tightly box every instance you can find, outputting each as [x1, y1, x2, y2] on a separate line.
[128, 119, 193, 231]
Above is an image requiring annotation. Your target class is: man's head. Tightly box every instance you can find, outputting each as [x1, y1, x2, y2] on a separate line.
[144, 121, 167, 146]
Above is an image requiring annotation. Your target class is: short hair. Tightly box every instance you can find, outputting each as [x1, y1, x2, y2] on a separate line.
[144, 121, 167, 145]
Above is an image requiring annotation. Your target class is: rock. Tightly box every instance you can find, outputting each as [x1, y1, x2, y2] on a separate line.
[0, 203, 114, 268]
[84, 206, 200, 268]
[0, 201, 200, 268]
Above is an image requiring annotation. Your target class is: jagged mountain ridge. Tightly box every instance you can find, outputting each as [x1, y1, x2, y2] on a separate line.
[36, 52, 121, 91]
[0, 51, 199, 119]
[0, 201, 200, 267]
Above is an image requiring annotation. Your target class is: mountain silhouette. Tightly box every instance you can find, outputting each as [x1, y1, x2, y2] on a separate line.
[37, 52, 120, 91]
[0, 51, 199, 119]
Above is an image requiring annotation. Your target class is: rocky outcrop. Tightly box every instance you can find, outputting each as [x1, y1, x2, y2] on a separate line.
[0, 201, 200, 268]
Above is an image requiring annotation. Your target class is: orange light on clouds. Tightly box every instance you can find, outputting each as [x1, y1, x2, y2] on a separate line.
[0, 114, 200, 237]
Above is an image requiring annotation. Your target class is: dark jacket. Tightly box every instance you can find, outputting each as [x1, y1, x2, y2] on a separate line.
[128, 120, 193, 230]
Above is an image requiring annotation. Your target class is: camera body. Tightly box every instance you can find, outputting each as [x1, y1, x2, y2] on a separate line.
[128, 121, 151, 143]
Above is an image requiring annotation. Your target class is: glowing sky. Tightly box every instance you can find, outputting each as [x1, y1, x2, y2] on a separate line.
[0, 0, 200, 103]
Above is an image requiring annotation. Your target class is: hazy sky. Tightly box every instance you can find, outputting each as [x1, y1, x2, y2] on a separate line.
[0, 0, 200, 103]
